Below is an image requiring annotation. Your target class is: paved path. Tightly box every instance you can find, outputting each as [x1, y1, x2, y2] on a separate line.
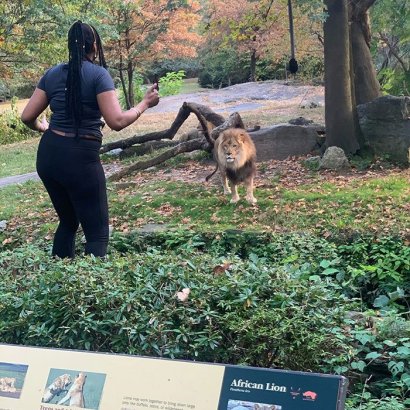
[0, 172, 40, 188]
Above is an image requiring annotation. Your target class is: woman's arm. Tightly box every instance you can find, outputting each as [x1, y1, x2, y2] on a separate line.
[97, 84, 159, 131]
[21, 88, 49, 132]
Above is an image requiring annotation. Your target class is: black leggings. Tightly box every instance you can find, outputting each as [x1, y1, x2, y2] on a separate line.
[36, 130, 109, 258]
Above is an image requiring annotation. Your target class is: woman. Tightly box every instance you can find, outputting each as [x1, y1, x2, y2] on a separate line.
[21, 21, 159, 258]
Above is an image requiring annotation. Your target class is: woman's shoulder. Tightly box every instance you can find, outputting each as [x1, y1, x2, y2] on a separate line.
[84, 61, 110, 75]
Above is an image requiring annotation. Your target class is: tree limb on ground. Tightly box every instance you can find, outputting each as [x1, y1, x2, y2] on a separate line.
[108, 138, 211, 182]
[103, 102, 248, 182]
[100, 102, 225, 154]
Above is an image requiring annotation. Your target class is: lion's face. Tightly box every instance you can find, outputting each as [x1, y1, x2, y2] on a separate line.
[52, 374, 71, 390]
[219, 129, 247, 165]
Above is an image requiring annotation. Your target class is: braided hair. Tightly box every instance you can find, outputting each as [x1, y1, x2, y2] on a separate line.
[66, 21, 107, 136]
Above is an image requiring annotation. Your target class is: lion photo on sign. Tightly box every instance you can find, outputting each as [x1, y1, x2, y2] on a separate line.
[206, 128, 257, 204]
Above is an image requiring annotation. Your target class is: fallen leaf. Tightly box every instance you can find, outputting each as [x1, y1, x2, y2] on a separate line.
[213, 262, 231, 275]
[176, 288, 190, 302]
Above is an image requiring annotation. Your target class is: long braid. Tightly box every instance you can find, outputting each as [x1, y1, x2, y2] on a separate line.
[66, 21, 85, 138]
[91, 25, 107, 69]
[66, 21, 108, 137]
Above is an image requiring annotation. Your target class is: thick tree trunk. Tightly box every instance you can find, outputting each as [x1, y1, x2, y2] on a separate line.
[324, 0, 359, 154]
[349, 0, 381, 105]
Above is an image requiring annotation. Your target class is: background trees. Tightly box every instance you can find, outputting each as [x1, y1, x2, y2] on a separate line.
[103, 0, 202, 108]
[0, 0, 407, 154]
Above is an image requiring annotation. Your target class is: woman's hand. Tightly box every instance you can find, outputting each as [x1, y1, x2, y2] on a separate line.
[97, 84, 160, 132]
[142, 84, 160, 108]
[38, 115, 49, 133]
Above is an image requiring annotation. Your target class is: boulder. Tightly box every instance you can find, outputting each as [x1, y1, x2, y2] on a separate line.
[319, 146, 350, 170]
[249, 124, 323, 161]
[0, 220, 7, 232]
[357, 95, 410, 165]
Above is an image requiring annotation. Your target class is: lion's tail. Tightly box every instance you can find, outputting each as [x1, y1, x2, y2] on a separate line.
[205, 164, 219, 182]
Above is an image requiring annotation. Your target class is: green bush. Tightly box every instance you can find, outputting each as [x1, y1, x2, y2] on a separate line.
[0, 232, 408, 407]
[158, 70, 185, 97]
[149, 58, 200, 79]
[198, 48, 250, 88]
[0, 242, 353, 367]
[0, 98, 39, 145]
[378, 67, 410, 96]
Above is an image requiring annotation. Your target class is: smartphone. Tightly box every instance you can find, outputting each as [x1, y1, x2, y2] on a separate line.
[153, 75, 160, 91]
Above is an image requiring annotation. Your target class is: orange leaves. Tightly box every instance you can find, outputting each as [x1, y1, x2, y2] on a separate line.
[155, 203, 182, 218]
[105, 0, 202, 65]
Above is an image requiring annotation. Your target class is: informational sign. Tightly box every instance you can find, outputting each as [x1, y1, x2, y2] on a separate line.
[0, 344, 348, 410]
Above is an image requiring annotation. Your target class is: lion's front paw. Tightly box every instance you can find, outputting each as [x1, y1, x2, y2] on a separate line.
[230, 196, 240, 203]
[246, 195, 257, 205]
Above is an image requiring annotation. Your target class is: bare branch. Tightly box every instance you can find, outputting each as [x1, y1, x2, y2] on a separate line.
[107, 139, 210, 182]
[210, 112, 245, 141]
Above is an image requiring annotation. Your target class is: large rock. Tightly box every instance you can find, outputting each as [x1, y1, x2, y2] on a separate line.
[249, 124, 323, 161]
[319, 146, 350, 170]
[357, 95, 410, 165]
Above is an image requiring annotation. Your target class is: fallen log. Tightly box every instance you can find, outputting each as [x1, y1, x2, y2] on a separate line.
[107, 138, 211, 182]
[100, 102, 225, 154]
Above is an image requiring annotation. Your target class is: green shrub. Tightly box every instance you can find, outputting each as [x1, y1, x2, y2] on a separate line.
[0, 232, 408, 407]
[378, 67, 410, 96]
[0, 98, 38, 145]
[0, 239, 354, 368]
[198, 48, 250, 88]
[149, 58, 200, 79]
[158, 70, 185, 97]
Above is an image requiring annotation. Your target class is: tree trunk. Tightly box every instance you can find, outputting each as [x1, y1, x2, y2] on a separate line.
[127, 61, 134, 108]
[118, 51, 131, 110]
[349, 0, 381, 105]
[324, 0, 359, 154]
[250, 47, 257, 82]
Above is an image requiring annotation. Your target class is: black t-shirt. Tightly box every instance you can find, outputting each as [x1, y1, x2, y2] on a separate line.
[37, 61, 115, 138]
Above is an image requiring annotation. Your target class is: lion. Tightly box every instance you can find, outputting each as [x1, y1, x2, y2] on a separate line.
[57, 372, 86, 407]
[42, 373, 72, 403]
[206, 128, 257, 204]
[0, 377, 16, 392]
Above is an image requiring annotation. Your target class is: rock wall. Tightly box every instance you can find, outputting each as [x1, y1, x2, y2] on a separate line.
[357, 95, 410, 165]
[249, 124, 324, 161]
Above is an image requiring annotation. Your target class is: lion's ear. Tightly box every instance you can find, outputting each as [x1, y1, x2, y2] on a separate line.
[238, 132, 248, 142]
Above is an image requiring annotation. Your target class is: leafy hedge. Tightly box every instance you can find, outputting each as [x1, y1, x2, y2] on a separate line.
[0, 98, 38, 145]
[0, 232, 409, 408]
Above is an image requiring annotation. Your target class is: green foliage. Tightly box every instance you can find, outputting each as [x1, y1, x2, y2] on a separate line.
[371, 0, 410, 96]
[158, 71, 186, 97]
[149, 58, 200, 79]
[0, 98, 38, 145]
[378, 68, 410, 96]
[117, 73, 145, 109]
[0, 231, 409, 407]
[0, 238, 352, 368]
[346, 395, 409, 410]
[345, 312, 410, 409]
[198, 48, 250, 88]
[336, 236, 410, 308]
